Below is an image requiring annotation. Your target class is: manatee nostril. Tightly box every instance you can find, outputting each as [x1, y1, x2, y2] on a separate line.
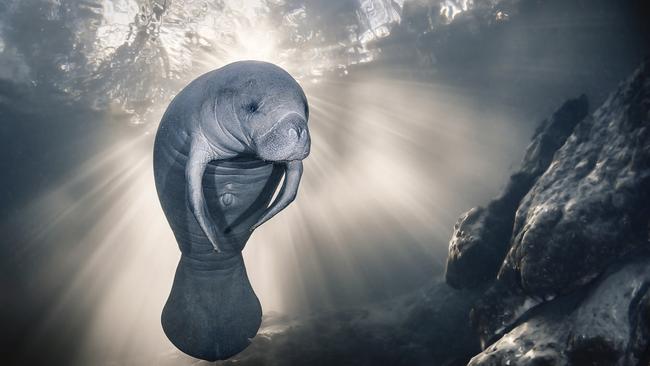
[288, 127, 301, 138]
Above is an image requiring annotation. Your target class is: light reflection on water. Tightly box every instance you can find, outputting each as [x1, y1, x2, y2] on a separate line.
[2, 0, 424, 124]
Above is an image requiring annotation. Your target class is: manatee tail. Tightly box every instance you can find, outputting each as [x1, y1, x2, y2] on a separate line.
[161, 253, 262, 361]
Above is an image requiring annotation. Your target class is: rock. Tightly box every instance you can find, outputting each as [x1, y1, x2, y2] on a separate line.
[499, 61, 650, 298]
[469, 314, 569, 366]
[469, 279, 541, 348]
[565, 260, 650, 366]
[456, 61, 650, 364]
[469, 258, 650, 366]
[445, 95, 589, 289]
[468, 61, 650, 350]
[627, 289, 650, 365]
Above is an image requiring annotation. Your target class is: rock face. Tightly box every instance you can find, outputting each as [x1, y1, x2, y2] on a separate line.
[445, 95, 589, 289]
[468, 259, 650, 366]
[446, 61, 650, 365]
[500, 65, 650, 298]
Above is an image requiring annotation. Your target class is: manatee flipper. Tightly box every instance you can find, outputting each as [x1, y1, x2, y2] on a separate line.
[251, 160, 303, 230]
[186, 137, 222, 252]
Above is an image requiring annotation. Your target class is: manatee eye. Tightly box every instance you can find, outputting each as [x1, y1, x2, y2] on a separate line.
[245, 101, 259, 114]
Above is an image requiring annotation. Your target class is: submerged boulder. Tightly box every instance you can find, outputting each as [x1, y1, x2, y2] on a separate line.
[445, 96, 589, 289]
[469, 258, 650, 366]
[445, 60, 650, 364]
[500, 62, 650, 298]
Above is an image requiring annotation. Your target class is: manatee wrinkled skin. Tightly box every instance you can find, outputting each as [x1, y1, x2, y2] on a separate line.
[153, 61, 310, 361]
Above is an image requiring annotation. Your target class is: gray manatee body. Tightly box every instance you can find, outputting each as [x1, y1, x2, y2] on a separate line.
[153, 61, 310, 361]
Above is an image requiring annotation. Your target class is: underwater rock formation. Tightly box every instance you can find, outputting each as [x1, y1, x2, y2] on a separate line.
[446, 95, 589, 289]
[469, 259, 650, 366]
[500, 66, 650, 298]
[446, 61, 650, 364]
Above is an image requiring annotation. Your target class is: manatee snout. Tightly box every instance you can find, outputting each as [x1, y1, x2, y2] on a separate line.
[255, 112, 311, 162]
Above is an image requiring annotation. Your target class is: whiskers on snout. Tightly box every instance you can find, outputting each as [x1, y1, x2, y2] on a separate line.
[255, 113, 311, 162]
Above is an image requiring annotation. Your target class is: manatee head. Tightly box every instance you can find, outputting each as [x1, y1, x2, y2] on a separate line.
[202, 61, 310, 230]
[225, 61, 310, 162]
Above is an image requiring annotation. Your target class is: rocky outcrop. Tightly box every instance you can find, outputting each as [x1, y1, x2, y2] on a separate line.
[500, 65, 650, 298]
[446, 60, 650, 364]
[445, 95, 589, 289]
[468, 259, 650, 366]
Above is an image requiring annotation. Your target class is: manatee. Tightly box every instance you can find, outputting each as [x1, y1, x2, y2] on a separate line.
[153, 61, 310, 361]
